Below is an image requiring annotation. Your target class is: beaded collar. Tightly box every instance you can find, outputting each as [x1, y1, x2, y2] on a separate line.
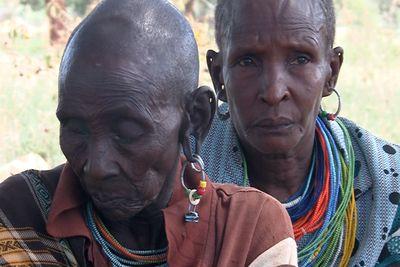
[86, 202, 168, 267]
[243, 116, 357, 266]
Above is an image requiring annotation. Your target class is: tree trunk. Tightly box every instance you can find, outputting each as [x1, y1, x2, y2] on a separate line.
[45, 0, 68, 46]
[184, 0, 195, 18]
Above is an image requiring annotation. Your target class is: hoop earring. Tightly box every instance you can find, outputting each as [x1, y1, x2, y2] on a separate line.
[217, 86, 230, 121]
[180, 154, 207, 223]
[320, 88, 341, 121]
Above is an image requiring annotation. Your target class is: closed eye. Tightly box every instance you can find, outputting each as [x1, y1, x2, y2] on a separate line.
[112, 119, 147, 145]
[61, 118, 89, 136]
[113, 134, 134, 145]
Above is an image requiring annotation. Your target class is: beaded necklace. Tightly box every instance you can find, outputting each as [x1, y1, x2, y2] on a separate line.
[283, 150, 316, 209]
[85, 202, 168, 267]
[243, 116, 357, 266]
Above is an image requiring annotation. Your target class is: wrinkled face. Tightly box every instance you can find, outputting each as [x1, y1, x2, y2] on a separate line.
[222, 0, 332, 155]
[57, 61, 183, 221]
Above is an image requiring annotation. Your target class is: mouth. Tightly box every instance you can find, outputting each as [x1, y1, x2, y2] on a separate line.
[90, 193, 146, 216]
[252, 117, 294, 134]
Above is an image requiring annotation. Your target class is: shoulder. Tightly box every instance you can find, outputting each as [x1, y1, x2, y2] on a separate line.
[212, 182, 292, 225]
[201, 111, 245, 184]
[337, 117, 400, 183]
[212, 182, 285, 212]
[0, 166, 63, 227]
[0, 165, 63, 201]
[0, 169, 41, 209]
[212, 183, 297, 266]
[0, 167, 73, 266]
[329, 117, 400, 179]
[339, 117, 399, 151]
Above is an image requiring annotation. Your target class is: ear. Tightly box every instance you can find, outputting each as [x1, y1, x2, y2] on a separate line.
[181, 86, 216, 162]
[206, 49, 227, 102]
[323, 46, 344, 97]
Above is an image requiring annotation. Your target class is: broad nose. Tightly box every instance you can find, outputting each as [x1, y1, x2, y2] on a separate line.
[259, 66, 289, 106]
[83, 140, 119, 181]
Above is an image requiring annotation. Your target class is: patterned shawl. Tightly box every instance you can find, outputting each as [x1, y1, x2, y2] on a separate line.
[200, 104, 400, 266]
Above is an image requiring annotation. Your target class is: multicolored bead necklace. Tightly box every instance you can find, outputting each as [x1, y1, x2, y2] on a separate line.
[243, 116, 357, 266]
[86, 202, 168, 266]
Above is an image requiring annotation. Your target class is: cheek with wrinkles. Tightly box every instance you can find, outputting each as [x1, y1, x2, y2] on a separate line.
[131, 169, 165, 200]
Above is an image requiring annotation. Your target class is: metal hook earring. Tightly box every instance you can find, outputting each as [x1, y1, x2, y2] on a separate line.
[320, 87, 341, 121]
[180, 154, 207, 223]
[83, 162, 89, 174]
[216, 85, 230, 121]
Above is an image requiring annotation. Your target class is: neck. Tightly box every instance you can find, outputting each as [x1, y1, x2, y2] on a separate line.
[102, 207, 168, 251]
[243, 134, 315, 203]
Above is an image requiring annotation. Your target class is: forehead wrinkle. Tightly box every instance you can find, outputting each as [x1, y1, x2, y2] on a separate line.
[92, 82, 174, 125]
[89, 87, 160, 124]
[275, 0, 290, 19]
[109, 67, 163, 95]
[278, 0, 326, 37]
[278, 24, 322, 46]
[97, 70, 161, 100]
[59, 73, 163, 121]
[229, 24, 321, 51]
[66, 64, 164, 97]
[96, 94, 154, 121]
[277, 0, 325, 20]
[229, 1, 326, 53]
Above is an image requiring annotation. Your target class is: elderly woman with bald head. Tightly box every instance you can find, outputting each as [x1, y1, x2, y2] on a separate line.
[202, 0, 400, 266]
[0, 0, 297, 266]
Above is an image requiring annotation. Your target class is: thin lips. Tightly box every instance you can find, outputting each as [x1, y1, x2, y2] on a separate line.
[253, 117, 293, 128]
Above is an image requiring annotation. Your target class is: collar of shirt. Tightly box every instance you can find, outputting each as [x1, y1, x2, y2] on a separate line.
[45, 157, 213, 266]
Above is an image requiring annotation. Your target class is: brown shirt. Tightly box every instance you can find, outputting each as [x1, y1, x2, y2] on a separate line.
[0, 159, 296, 267]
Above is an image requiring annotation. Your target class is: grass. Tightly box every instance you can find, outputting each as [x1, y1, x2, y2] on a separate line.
[0, 0, 399, 168]
[333, 0, 400, 143]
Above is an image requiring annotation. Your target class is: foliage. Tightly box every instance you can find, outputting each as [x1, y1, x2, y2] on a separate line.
[19, 0, 44, 11]
[377, 0, 400, 26]
[65, 0, 91, 15]
[19, 0, 91, 15]
[0, 0, 399, 168]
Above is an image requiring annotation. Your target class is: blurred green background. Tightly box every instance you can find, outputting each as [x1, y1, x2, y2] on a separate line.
[0, 0, 399, 171]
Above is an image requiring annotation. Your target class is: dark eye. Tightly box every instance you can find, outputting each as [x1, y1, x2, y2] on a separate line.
[61, 119, 89, 136]
[290, 55, 310, 65]
[237, 56, 257, 67]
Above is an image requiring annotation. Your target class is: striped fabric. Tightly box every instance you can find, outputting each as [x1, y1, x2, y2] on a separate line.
[0, 170, 78, 266]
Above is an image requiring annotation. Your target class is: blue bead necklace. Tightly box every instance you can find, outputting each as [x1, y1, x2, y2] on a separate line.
[85, 202, 168, 267]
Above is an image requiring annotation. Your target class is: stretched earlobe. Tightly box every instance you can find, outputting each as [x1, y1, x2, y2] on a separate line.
[323, 46, 344, 97]
[334, 47, 344, 64]
[206, 50, 224, 99]
[181, 86, 216, 161]
[181, 113, 195, 162]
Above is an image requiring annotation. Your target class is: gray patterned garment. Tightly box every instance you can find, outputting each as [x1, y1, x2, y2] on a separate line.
[200, 103, 400, 266]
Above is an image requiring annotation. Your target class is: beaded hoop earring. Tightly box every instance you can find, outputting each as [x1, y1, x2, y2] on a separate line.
[216, 87, 230, 121]
[321, 88, 341, 121]
[180, 154, 207, 223]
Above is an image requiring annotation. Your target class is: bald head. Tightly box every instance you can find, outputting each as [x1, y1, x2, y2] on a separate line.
[59, 0, 199, 103]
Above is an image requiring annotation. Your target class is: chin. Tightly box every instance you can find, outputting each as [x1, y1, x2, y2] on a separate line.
[250, 133, 301, 157]
[92, 198, 147, 222]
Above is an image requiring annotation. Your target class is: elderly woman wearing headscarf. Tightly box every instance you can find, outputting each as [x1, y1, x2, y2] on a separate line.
[203, 0, 400, 266]
[0, 0, 297, 266]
